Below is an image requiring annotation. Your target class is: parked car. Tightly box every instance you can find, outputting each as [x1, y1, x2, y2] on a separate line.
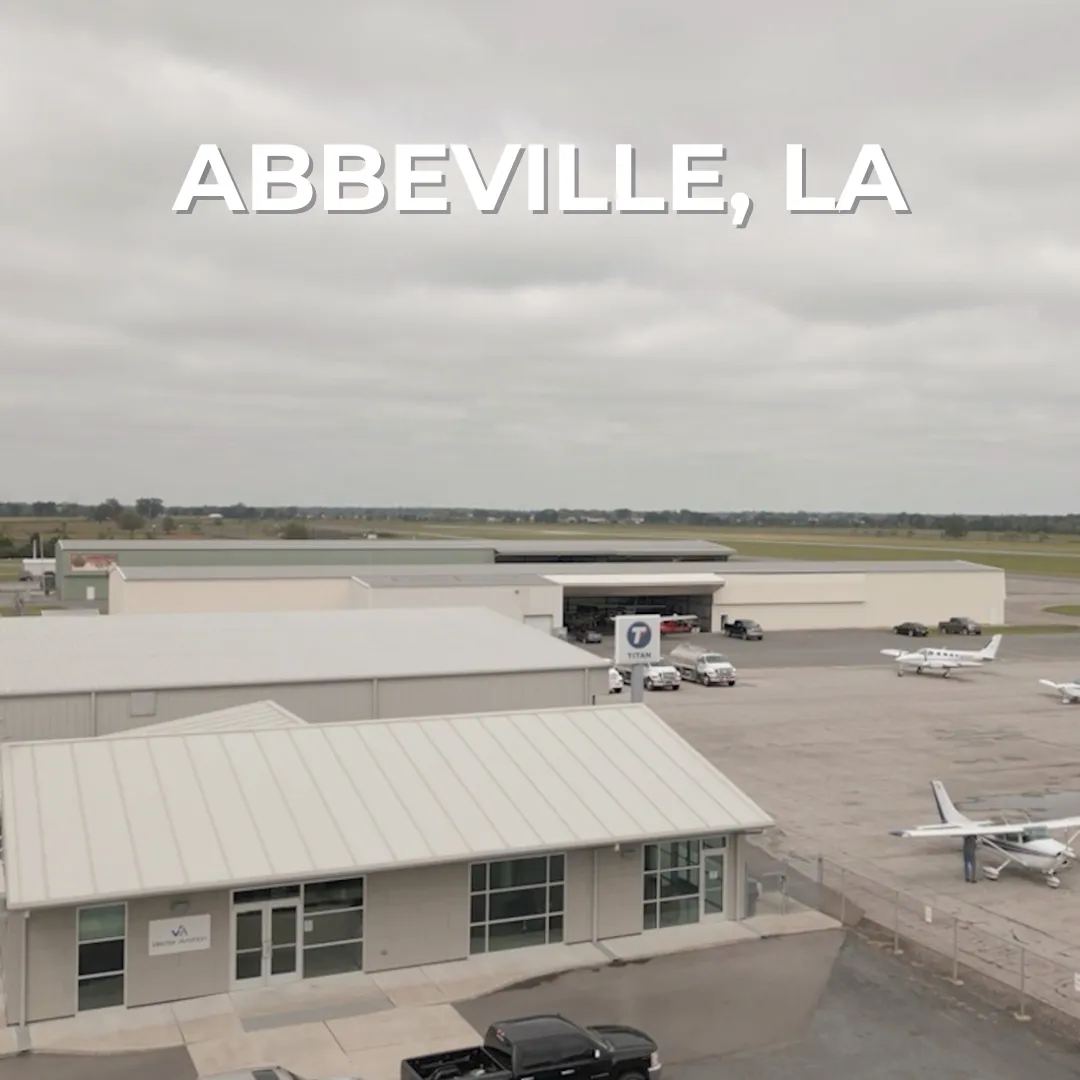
[573, 628, 603, 644]
[608, 667, 624, 693]
[401, 1014, 662, 1080]
[938, 616, 982, 635]
[893, 622, 929, 637]
[724, 619, 763, 640]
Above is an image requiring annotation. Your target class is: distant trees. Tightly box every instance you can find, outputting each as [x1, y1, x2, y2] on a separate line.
[117, 509, 145, 537]
[135, 497, 164, 520]
[941, 515, 969, 539]
[162, 515, 178, 535]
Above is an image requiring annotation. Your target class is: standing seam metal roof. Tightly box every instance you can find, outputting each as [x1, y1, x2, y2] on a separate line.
[111, 701, 309, 736]
[0, 704, 774, 910]
[0, 607, 606, 697]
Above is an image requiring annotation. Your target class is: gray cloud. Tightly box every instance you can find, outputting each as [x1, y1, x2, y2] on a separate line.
[2, 0, 1079, 512]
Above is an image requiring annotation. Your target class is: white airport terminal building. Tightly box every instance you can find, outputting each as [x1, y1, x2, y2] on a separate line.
[0, 702, 773, 1024]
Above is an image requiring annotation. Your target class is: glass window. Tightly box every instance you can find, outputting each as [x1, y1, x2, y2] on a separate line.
[78, 939, 124, 979]
[489, 886, 548, 923]
[302, 941, 363, 978]
[77, 974, 124, 1011]
[304, 909, 362, 947]
[658, 896, 699, 927]
[489, 857, 549, 891]
[488, 918, 549, 952]
[78, 905, 125, 942]
[234, 885, 300, 904]
[77, 904, 125, 1012]
[470, 854, 566, 955]
[303, 877, 363, 913]
[643, 840, 711, 933]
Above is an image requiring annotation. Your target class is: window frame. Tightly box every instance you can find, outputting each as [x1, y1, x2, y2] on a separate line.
[74, 902, 127, 1012]
[300, 875, 365, 978]
[468, 854, 566, 955]
[642, 835, 729, 930]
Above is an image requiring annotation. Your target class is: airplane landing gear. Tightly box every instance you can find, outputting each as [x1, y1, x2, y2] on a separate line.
[983, 864, 1004, 880]
[1046, 874, 1061, 888]
[943, 669, 951, 678]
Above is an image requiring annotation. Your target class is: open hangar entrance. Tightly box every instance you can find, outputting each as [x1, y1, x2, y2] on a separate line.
[558, 581, 722, 636]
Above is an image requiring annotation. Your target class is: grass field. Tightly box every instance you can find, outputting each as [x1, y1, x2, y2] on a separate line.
[5, 515, 1080, 577]
[1045, 605, 1080, 617]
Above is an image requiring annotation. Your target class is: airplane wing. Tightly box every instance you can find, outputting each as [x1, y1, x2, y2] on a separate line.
[1040, 680, 1062, 689]
[880, 649, 904, 657]
[892, 815, 1080, 838]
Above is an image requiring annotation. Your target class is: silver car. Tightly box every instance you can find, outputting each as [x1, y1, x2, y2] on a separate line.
[205, 1069, 358, 1080]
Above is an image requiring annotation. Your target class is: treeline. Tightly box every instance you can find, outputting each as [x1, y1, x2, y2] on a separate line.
[3, 501, 1080, 540]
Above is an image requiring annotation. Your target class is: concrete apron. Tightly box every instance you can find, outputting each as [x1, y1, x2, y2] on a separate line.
[2, 909, 838, 1079]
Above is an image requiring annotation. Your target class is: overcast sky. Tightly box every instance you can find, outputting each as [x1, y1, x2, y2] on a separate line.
[2, 1, 1078, 514]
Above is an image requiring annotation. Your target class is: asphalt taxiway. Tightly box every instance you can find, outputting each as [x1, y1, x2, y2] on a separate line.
[649, 652, 1080, 968]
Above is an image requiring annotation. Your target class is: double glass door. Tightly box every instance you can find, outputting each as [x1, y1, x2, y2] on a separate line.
[234, 901, 300, 986]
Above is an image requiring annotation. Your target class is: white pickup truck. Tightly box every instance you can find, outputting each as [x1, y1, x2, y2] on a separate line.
[668, 645, 737, 687]
[618, 661, 681, 691]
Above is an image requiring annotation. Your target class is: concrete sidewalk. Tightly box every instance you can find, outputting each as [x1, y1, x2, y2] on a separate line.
[2, 909, 836, 1079]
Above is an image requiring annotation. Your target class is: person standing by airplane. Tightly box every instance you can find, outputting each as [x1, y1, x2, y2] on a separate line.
[963, 834, 978, 882]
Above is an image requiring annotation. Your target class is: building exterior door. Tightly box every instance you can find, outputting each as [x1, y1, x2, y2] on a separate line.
[233, 901, 301, 987]
[702, 849, 726, 918]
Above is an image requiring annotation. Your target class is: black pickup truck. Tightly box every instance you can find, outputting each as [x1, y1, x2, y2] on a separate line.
[401, 1014, 660, 1080]
[937, 616, 982, 635]
[724, 619, 763, 640]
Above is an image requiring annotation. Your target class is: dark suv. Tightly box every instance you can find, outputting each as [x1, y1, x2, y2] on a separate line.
[938, 616, 982, 635]
[724, 619, 763, 640]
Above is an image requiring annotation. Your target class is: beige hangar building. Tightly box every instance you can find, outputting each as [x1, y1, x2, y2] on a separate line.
[0, 703, 775, 1025]
[105, 558, 1006, 632]
[0, 607, 611, 741]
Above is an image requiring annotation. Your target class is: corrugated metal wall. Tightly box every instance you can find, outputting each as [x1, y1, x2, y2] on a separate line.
[0, 667, 608, 739]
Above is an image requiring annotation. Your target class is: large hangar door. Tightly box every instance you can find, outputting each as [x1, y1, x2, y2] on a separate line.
[524, 614, 555, 634]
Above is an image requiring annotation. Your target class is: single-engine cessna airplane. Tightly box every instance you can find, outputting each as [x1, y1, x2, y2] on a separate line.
[890, 780, 1080, 887]
[1039, 679, 1080, 704]
[881, 633, 1001, 676]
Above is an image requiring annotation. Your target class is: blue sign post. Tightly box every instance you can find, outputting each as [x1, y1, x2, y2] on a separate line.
[613, 614, 661, 703]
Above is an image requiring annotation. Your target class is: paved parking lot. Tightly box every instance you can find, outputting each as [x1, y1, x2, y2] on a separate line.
[648, 648, 1080, 958]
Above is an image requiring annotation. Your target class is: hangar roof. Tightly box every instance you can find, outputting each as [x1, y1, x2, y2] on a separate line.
[112, 557, 995, 584]
[59, 537, 734, 556]
[114, 565, 553, 588]
[0, 607, 605, 698]
[0, 703, 774, 910]
[719, 559, 1000, 574]
[59, 539, 497, 552]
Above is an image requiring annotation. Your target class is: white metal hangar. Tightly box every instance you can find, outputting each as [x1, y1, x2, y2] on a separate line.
[0, 607, 610, 741]
[105, 558, 1005, 632]
[0, 703, 774, 1024]
[108, 564, 566, 632]
[55, 538, 733, 603]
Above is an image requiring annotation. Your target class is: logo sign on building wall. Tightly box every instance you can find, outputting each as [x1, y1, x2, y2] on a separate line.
[614, 615, 661, 666]
[147, 914, 211, 956]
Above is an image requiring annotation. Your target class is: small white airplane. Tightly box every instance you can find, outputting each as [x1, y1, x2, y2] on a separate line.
[1039, 679, 1080, 704]
[890, 780, 1080, 887]
[881, 633, 1001, 676]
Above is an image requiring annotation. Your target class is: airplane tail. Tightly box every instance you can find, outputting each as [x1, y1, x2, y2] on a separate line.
[930, 780, 972, 826]
[980, 633, 1002, 660]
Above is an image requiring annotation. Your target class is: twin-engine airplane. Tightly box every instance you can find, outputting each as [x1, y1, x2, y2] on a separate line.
[1039, 679, 1080, 704]
[881, 633, 1001, 676]
[890, 780, 1080, 887]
